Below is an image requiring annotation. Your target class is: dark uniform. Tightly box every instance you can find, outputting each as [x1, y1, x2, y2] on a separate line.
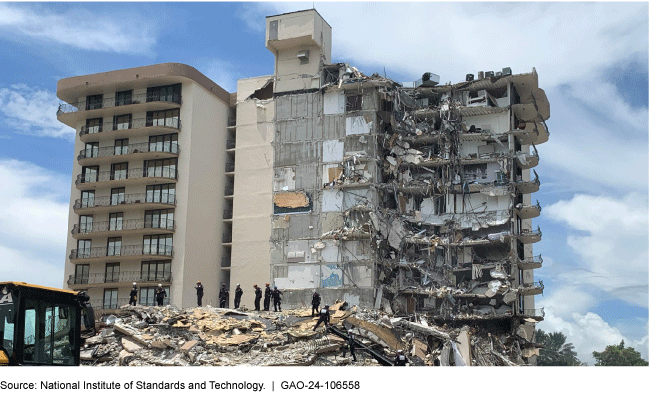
[272, 287, 282, 312]
[311, 292, 321, 316]
[263, 284, 272, 311]
[195, 282, 204, 306]
[155, 286, 166, 306]
[254, 285, 262, 311]
[343, 330, 357, 361]
[129, 285, 137, 306]
[394, 351, 409, 366]
[313, 306, 330, 331]
[234, 285, 243, 308]
[219, 284, 229, 308]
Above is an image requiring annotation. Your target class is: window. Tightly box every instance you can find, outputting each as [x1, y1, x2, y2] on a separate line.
[146, 184, 175, 204]
[105, 263, 120, 283]
[146, 84, 181, 103]
[81, 166, 99, 183]
[143, 234, 172, 256]
[79, 215, 93, 234]
[146, 109, 179, 128]
[111, 162, 128, 181]
[106, 237, 122, 257]
[139, 286, 169, 306]
[22, 300, 77, 365]
[115, 90, 133, 107]
[110, 187, 125, 205]
[141, 260, 171, 282]
[149, 133, 178, 153]
[85, 118, 103, 134]
[109, 213, 123, 231]
[103, 289, 118, 309]
[83, 142, 99, 159]
[113, 114, 132, 131]
[86, 94, 103, 111]
[145, 209, 174, 229]
[114, 138, 129, 155]
[145, 158, 177, 179]
[346, 94, 362, 112]
[81, 191, 95, 208]
[76, 239, 91, 259]
[74, 264, 89, 284]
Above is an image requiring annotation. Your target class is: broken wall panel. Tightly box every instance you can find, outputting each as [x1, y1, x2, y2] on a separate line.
[321, 212, 344, 233]
[324, 91, 345, 115]
[320, 264, 343, 288]
[323, 139, 345, 163]
[273, 167, 296, 191]
[345, 115, 372, 135]
[274, 264, 320, 289]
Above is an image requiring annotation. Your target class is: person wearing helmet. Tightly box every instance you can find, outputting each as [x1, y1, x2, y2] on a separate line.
[234, 283, 243, 309]
[263, 283, 272, 311]
[313, 304, 330, 331]
[155, 284, 167, 306]
[394, 349, 409, 366]
[311, 291, 321, 317]
[272, 286, 283, 312]
[219, 283, 229, 308]
[342, 329, 357, 362]
[195, 281, 204, 306]
[129, 282, 138, 306]
[253, 284, 262, 311]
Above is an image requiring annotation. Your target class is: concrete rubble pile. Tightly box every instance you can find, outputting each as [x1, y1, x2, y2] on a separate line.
[81, 302, 538, 366]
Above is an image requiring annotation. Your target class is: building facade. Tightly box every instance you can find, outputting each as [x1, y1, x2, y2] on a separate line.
[59, 10, 548, 345]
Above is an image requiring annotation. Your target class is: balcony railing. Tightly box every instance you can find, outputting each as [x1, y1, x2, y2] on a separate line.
[72, 218, 175, 235]
[78, 142, 179, 161]
[519, 255, 543, 264]
[57, 92, 182, 115]
[226, 139, 236, 150]
[223, 209, 233, 219]
[224, 186, 234, 196]
[222, 233, 232, 243]
[67, 271, 172, 286]
[79, 116, 181, 137]
[75, 167, 177, 186]
[225, 163, 235, 173]
[74, 192, 176, 210]
[69, 244, 174, 260]
[519, 226, 542, 237]
[521, 308, 545, 318]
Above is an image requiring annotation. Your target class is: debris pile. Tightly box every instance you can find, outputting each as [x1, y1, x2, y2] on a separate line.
[81, 303, 539, 366]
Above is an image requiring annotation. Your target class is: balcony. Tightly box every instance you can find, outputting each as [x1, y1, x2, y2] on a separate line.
[74, 192, 176, 214]
[517, 254, 543, 270]
[69, 244, 173, 263]
[514, 170, 540, 194]
[67, 270, 172, 288]
[221, 256, 231, 268]
[75, 167, 177, 189]
[227, 116, 236, 127]
[515, 147, 539, 169]
[520, 307, 545, 320]
[226, 139, 236, 150]
[520, 280, 544, 296]
[222, 233, 232, 244]
[78, 116, 181, 143]
[72, 218, 175, 238]
[78, 142, 179, 165]
[57, 92, 181, 124]
[223, 209, 233, 220]
[224, 185, 234, 196]
[517, 226, 542, 244]
[515, 200, 542, 219]
[225, 162, 235, 173]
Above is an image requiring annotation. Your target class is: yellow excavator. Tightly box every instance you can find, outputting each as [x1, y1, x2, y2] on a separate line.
[0, 282, 96, 366]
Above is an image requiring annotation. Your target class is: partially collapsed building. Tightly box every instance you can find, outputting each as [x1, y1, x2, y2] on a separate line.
[58, 9, 548, 363]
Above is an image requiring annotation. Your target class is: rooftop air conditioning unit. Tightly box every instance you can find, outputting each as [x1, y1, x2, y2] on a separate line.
[485, 71, 495, 78]
[478, 71, 484, 79]
[466, 74, 474, 82]
[297, 50, 309, 61]
[502, 67, 512, 76]
[496, 71, 503, 77]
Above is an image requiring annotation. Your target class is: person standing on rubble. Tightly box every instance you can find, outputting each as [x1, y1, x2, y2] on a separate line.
[195, 281, 204, 306]
[263, 283, 272, 311]
[129, 282, 138, 306]
[234, 283, 243, 308]
[253, 284, 262, 311]
[342, 329, 358, 362]
[155, 284, 166, 306]
[313, 304, 330, 331]
[272, 286, 283, 312]
[219, 283, 229, 308]
[311, 291, 321, 317]
[394, 349, 409, 366]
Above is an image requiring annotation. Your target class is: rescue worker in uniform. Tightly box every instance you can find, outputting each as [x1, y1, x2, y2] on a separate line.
[234, 283, 243, 308]
[342, 329, 358, 362]
[313, 304, 330, 331]
[129, 282, 138, 306]
[263, 283, 272, 311]
[311, 291, 321, 317]
[195, 281, 204, 306]
[394, 349, 409, 366]
[253, 284, 262, 311]
[155, 284, 166, 306]
[219, 283, 229, 308]
[272, 286, 283, 312]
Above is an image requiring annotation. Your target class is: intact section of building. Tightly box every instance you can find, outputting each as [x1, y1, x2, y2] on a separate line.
[58, 63, 234, 310]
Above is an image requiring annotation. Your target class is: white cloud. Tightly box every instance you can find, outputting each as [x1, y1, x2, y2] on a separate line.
[0, 245, 65, 289]
[0, 3, 158, 54]
[545, 193, 648, 307]
[0, 84, 75, 140]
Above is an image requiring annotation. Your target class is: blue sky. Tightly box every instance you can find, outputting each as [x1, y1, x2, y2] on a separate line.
[0, 2, 647, 365]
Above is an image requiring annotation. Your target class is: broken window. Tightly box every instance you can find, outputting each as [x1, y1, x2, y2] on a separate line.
[346, 94, 362, 112]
